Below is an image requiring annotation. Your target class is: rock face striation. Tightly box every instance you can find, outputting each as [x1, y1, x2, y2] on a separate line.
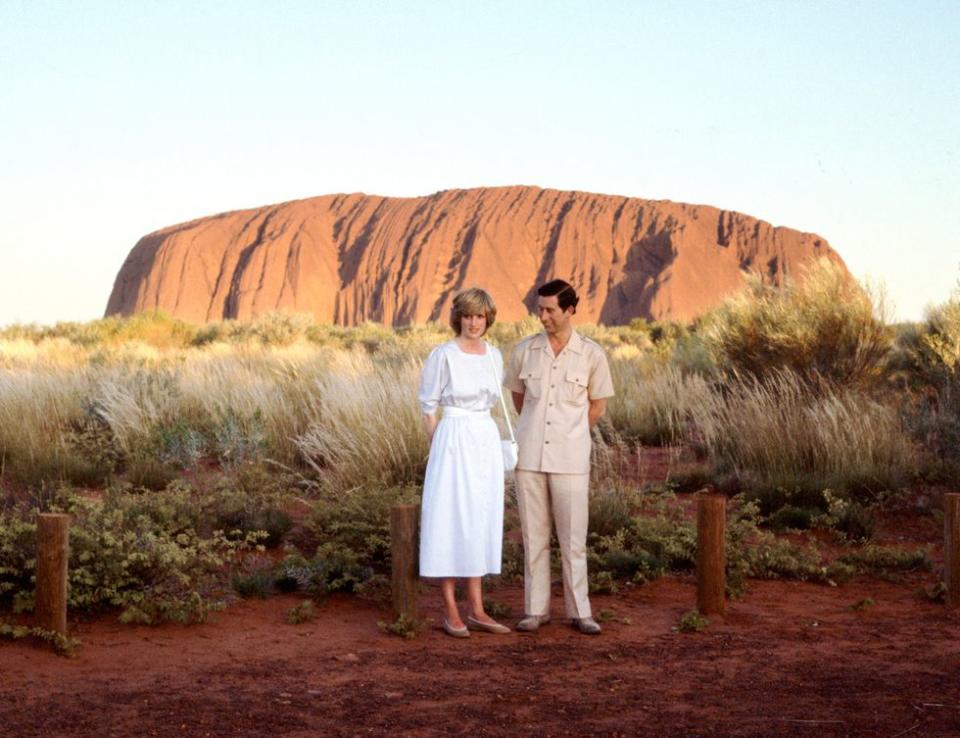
[106, 186, 845, 326]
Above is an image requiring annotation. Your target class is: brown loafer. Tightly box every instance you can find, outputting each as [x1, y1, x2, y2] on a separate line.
[466, 615, 511, 634]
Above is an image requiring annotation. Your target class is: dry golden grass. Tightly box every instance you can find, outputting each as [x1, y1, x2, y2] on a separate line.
[688, 369, 916, 506]
[0, 298, 939, 497]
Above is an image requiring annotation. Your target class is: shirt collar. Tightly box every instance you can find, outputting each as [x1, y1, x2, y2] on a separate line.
[532, 330, 584, 355]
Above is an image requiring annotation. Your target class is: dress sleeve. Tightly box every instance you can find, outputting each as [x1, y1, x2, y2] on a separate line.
[418, 346, 450, 415]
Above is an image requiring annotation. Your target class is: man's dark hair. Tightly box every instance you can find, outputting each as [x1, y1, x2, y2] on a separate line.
[537, 279, 579, 312]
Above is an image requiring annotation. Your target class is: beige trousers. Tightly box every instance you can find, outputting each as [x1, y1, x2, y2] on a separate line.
[514, 470, 591, 619]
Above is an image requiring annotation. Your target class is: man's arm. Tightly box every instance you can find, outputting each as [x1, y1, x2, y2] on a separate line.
[422, 412, 439, 441]
[512, 391, 524, 414]
[588, 398, 607, 428]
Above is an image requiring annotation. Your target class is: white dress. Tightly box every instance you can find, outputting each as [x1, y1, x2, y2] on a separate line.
[418, 340, 505, 577]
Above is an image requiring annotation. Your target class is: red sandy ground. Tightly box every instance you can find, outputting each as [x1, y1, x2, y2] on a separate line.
[3, 572, 960, 737]
[2, 450, 959, 737]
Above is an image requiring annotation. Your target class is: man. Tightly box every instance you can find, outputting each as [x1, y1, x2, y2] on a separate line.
[503, 279, 614, 635]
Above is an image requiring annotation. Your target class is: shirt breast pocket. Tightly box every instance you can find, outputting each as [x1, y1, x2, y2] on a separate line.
[521, 365, 543, 398]
[562, 370, 589, 405]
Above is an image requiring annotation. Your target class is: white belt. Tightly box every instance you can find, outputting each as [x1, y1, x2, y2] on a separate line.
[441, 407, 490, 418]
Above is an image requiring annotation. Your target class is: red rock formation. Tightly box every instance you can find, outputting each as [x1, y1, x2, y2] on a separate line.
[105, 186, 844, 325]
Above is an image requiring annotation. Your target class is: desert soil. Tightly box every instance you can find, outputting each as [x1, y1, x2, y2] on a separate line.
[3, 570, 960, 738]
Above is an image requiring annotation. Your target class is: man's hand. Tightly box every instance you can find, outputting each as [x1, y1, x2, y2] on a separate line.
[511, 391, 525, 414]
[588, 398, 607, 428]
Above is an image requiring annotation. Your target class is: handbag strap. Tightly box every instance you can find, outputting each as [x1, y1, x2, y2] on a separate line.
[486, 345, 516, 444]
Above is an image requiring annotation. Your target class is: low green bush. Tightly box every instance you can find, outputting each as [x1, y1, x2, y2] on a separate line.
[766, 505, 820, 532]
[677, 610, 709, 633]
[586, 492, 853, 597]
[298, 485, 419, 573]
[207, 469, 294, 549]
[587, 488, 697, 591]
[0, 620, 80, 656]
[274, 544, 375, 598]
[232, 569, 275, 599]
[0, 482, 268, 623]
[834, 545, 931, 581]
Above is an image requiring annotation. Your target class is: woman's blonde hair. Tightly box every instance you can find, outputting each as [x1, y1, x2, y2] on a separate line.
[449, 287, 497, 335]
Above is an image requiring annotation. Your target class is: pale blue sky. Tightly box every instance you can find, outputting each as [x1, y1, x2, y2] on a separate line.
[1, 0, 957, 325]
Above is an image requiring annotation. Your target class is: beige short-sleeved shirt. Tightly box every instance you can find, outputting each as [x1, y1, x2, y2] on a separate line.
[504, 330, 615, 474]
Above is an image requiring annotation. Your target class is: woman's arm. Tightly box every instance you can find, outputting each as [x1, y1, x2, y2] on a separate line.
[422, 412, 439, 441]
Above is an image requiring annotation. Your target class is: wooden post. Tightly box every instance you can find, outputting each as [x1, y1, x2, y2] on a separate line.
[390, 504, 419, 621]
[36, 513, 70, 635]
[944, 493, 960, 609]
[696, 492, 726, 616]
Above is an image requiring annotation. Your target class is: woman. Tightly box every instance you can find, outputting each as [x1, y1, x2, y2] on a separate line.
[418, 287, 511, 637]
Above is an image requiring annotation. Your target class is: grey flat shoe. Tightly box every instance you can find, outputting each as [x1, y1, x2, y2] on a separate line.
[466, 615, 512, 634]
[571, 617, 602, 635]
[515, 613, 551, 632]
[443, 619, 470, 638]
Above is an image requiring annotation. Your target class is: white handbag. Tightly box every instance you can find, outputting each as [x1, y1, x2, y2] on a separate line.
[487, 349, 519, 471]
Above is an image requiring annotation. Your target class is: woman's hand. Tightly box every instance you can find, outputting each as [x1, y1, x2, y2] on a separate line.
[422, 412, 439, 442]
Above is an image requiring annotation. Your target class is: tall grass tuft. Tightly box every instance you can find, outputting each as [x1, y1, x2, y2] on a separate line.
[0, 368, 90, 482]
[606, 360, 713, 444]
[294, 351, 430, 493]
[688, 369, 916, 510]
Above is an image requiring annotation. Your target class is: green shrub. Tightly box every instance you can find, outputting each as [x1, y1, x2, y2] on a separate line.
[299, 485, 419, 573]
[207, 469, 294, 549]
[724, 499, 830, 596]
[0, 514, 36, 604]
[815, 491, 877, 542]
[677, 610, 709, 632]
[587, 489, 697, 589]
[0, 484, 264, 623]
[274, 545, 374, 598]
[0, 620, 80, 656]
[587, 490, 840, 596]
[211, 407, 266, 470]
[835, 545, 931, 581]
[767, 505, 820, 532]
[920, 289, 960, 374]
[588, 483, 640, 538]
[705, 259, 892, 387]
[378, 613, 423, 639]
[232, 569, 275, 599]
[896, 290, 960, 483]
